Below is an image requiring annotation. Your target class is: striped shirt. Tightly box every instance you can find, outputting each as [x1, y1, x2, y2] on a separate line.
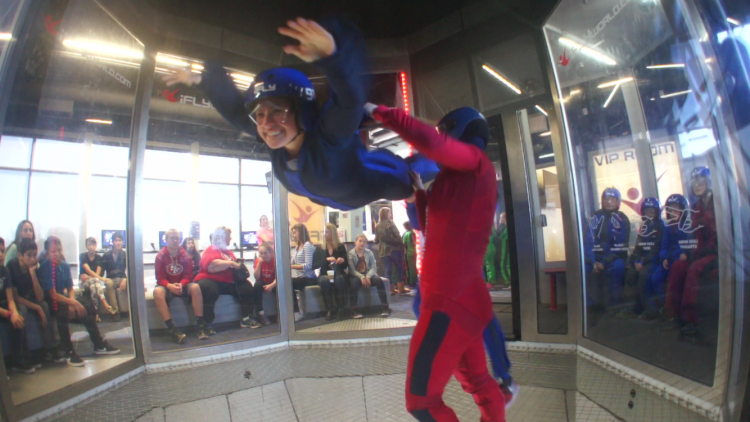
[291, 242, 316, 278]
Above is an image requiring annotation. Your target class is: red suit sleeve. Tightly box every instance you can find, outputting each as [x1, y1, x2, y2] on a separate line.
[155, 253, 169, 288]
[373, 105, 484, 172]
[415, 189, 428, 234]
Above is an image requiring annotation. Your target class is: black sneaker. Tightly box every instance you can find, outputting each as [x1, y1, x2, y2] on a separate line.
[380, 306, 391, 317]
[50, 349, 68, 364]
[205, 326, 216, 336]
[681, 323, 698, 336]
[67, 350, 85, 367]
[11, 362, 35, 374]
[197, 326, 209, 340]
[94, 341, 121, 355]
[240, 317, 262, 329]
[351, 309, 363, 319]
[112, 312, 122, 322]
[325, 311, 335, 321]
[172, 330, 187, 344]
[259, 314, 271, 325]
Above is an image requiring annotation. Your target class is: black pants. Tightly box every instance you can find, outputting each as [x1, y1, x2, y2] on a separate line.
[349, 274, 388, 309]
[292, 277, 317, 312]
[197, 279, 254, 323]
[0, 318, 26, 364]
[51, 298, 104, 350]
[252, 282, 268, 313]
[317, 274, 346, 312]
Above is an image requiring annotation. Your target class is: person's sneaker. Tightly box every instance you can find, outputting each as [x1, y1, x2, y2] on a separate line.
[615, 308, 635, 319]
[325, 311, 335, 321]
[351, 309, 364, 319]
[94, 341, 121, 355]
[11, 362, 35, 374]
[50, 349, 67, 364]
[240, 317, 262, 329]
[172, 330, 187, 344]
[294, 311, 305, 322]
[66, 350, 85, 367]
[500, 380, 520, 408]
[112, 312, 122, 322]
[681, 323, 698, 336]
[197, 327, 209, 340]
[638, 312, 658, 321]
[380, 306, 391, 317]
[205, 326, 216, 336]
[259, 314, 271, 325]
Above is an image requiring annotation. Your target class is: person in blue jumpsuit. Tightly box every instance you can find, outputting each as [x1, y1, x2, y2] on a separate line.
[587, 188, 631, 313]
[164, 17, 433, 211]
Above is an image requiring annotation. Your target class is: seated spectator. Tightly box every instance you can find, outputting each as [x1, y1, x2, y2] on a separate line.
[402, 222, 418, 287]
[347, 234, 390, 319]
[0, 237, 34, 374]
[5, 220, 35, 265]
[253, 242, 276, 325]
[195, 227, 260, 330]
[7, 238, 59, 366]
[182, 237, 201, 279]
[290, 224, 316, 320]
[660, 194, 693, 329]
[587, 188, 630, 313]
[38, 237, 120, 366]
[497, 212, 511, 289]
[375, 207, 409, 295]
[101, 232, 127, 319]
[619, 198, 664, 320]
[258, 215, 274, 245]
[79, 237, 117, 321]
[154, 229, 206, 343]
[317, 223, 347, 321]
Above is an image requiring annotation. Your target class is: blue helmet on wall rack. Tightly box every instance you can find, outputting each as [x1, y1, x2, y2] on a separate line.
[436, 107, 490, 150]
[245, 67, 317, 132]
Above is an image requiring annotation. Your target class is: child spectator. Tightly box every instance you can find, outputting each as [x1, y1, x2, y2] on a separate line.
[102, 232, 127, 320]
[253, 242, 276, 325]
[0, 237, 35, 374]
[79, 237, 117, 321]
[182, 237, 201, 279]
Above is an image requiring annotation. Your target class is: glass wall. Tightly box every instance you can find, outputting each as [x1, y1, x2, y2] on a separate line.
[0, 0, 138, 404]
[545, 0, 748, 385]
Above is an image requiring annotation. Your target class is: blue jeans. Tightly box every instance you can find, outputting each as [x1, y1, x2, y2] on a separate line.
[383, 250, 405, 284]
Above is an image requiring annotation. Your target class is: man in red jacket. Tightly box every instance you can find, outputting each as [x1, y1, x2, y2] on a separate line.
[154, 229, 205, 343]
[370, 104, 505, 422]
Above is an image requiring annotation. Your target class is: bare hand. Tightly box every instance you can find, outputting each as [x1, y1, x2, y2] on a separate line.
[163, 69, 201, 87]
[593, 262, 604, 273]
[663, 259, 669, 269]
[680, 254, 688, 261]
[119, 279, 128, 290]
[363, 277, 371, 289]
[233, 261, 242, 270]
[37, 309, 48, 328]
[278, 18, 336, 63]
[326, 257, 336, 262]
[409, 171, 424, 192]
[11, 312, 24, 329]
[635, 263, 643, 271]
[75, 302, 88, 318]
[264, 281, 276, 292]
[335, 257, 345, 265]
[167, 283, 182, 295]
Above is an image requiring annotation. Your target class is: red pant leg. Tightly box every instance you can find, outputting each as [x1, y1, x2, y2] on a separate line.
[665, 259, 690, 316]
[681, 255, 717, 324]
[454, 336, 506, 422]
[406, 307, 503, 421]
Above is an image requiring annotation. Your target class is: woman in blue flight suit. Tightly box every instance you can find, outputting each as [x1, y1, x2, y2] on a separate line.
[165, 17, 435, 211]
[587, 188, 631, 312]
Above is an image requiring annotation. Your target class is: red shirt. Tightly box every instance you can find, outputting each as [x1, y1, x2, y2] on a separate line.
[155, 247, 193, 287]
[255, 257, 276, 284]
[194, 245, 237, 283]
[375, 105, 497, 334]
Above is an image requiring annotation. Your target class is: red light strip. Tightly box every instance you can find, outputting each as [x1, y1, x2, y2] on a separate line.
[415, 229, 422, 275]
[400, 72, 410, 115]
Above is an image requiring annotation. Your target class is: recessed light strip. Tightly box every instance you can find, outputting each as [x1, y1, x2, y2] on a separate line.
[603, 84, 621, 108]
[660, 89, 692, 99]
[535, 105, 548, 116]
[727, 17, 741, 26]
[647, 64, 685, 69]
[539, 153, 555, 159]
[0, 33, 11, 41]
[482, 65, 522, 95]
[86, 118, 112, 124]
[598, 77, 633, 88]
[539, 131, 552, 137]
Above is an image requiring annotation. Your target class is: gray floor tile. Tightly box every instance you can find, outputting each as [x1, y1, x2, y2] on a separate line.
[228, 381, 297, 422]
[165, 395, 230, 422]
[134, 407, 165, 422]
[363, 374, 412, 421]
[286, 377, 367, 422]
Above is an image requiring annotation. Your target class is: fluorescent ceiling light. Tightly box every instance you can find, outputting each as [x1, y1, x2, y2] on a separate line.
[660, 89, 692, 99]
[482, 65, 522, 95]
[373, 131, 400, 144]
[155, 67, 173, 74]
[156, 55, 188, 67]
[539, 131, 552, 137]
[569, 89, 581, 95]
[727, 17, 741, 26]
[535, 105, 548, 116]
[598, 77, 633, 88]
[191, 63, 204, 70]
[558, 37, 617, 66]
[86, 118, 112, 124]
[231, 73, 254, 82]
[0, 33, 11, 41]
[63, 39, 143, 59]
[603, 84, 621, 108]
[539, 153, 554, 159]
[647, 63, 685, 69]
[191, 70, 202, 74]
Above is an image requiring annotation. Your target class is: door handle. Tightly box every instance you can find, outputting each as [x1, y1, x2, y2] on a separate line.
[540, 214, 548, 227]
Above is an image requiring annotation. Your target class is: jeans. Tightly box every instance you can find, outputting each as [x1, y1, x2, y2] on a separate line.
[318, 274, 346, 312]
[348, 274, 388, 308]
[383, 250, 405, 283]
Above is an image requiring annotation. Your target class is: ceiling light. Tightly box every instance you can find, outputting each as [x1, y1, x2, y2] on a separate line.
[191, 70, 202, 74]
[558, 37, 617, 66]
[647, 63, 685, 69]
[569, 89, 581, 96]
[540, 131, 552, 137]
[156, 55, 188, 67]
[0, 33, 11, 41]
[231, 73, 254, 82]
[727, 17, 741, 26]
[539, 153, 554, 159]
[535, 105, 548, 116]
[86, 118, 112, 124]
[90, 56, 141, 68]
[597, 77, 633, 88]
[603, 84, 621, 108]
[63, 39, 143, 59]
[155, 67, 173, 74]
[660, 89, 692, 99]
[191, 63, 204, 70]
[482, 65, 522, 95]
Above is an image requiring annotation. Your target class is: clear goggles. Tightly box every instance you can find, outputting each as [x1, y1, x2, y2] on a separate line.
[436, 118, 457, 135]
[249, 98, 292, 126]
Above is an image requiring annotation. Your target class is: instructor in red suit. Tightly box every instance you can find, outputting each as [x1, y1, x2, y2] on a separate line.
[370, 103, 505, 422]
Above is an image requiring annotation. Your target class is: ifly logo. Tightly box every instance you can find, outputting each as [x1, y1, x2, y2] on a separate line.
[162, 88, 180, 103]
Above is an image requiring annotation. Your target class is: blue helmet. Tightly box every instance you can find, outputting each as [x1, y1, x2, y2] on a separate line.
[436, 107, 490, 150]
[245, 67, 317, 132]
[640, 197, 661, 215]
[665, 193, 688, 210]
[690, 166, 710, 181]
[601, 187, 621, 202]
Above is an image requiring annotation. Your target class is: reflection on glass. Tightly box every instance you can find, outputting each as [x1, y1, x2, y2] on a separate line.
[291, 193, 418, 332]
[0, 0, 138, 404]
[544, 0, 742, 384]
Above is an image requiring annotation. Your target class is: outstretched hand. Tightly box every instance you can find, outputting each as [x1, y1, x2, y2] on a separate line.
[409, 171, 425, 192]
[163, 69, 201, 87]
[278, 18, 336, 63]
